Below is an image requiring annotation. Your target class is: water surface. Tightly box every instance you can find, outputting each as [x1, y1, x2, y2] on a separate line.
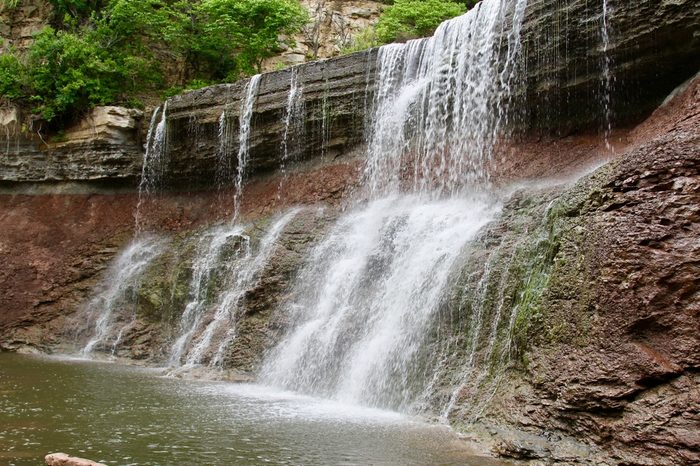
[0, 353, 505, 465]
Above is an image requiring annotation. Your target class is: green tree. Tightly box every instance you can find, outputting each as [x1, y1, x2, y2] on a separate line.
[0, 51, 25, 100]
[195, 0, 308, 75]
[23, 27, 153, 122]
[0, 0, 309, 125]
[375, 0, 465, 43]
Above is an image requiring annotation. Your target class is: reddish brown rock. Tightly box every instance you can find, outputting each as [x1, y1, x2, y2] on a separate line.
[483, 77, 700, 465]
[0, 157, 359, 352]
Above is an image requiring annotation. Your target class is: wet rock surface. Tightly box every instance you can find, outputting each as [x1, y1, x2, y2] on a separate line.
[479, 78, 700, 465]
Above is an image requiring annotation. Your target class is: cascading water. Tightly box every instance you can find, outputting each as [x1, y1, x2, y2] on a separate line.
[278, 67, 305, 195]
[135, 103, 169, 231]
[171, 208, 301, 367]
[319, 75, 331, 159]
[80, 236, 166, 356]
[261, 196, 498, 410]
[600, 0, 614, 150]
[233, 74, 261, 222]
[210, 207, 302, 366]
[215, 85, 236, 190]
[167, 224, 247, 366]
[439, 238, 528, 420]
[364, 0, 529, 196]
[261, 0, 530, 414]
[281, 67, 304, 166]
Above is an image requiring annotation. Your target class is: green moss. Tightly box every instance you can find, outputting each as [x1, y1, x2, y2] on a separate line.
[135, 234, 196, 324]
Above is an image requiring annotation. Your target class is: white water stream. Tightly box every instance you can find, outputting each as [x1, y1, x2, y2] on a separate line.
[262, 0, 530, 413]
[80, 0, 538, 421]
[233, 74, 262, 223]
[81, 236, 167, 355]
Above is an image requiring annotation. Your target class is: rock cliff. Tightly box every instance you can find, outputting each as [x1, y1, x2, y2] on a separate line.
[3, 0, 697, 188]
[456, 76, 700, 465]
[0, 106, 142, 185]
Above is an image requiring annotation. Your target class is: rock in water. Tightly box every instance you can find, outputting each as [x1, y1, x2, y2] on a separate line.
[45, 453, 106, 466]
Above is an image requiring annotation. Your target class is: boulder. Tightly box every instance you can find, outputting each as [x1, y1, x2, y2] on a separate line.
[45, 453, 106, 466]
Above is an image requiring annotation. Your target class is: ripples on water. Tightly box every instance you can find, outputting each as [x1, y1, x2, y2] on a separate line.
[0, 353, 507, 465]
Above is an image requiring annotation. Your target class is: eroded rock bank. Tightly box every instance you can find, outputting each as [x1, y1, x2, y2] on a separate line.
[0, 156, 359, 353]
[459, 78, 700, 465]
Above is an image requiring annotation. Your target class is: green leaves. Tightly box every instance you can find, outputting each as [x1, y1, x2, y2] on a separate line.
[0, 51, 25, 101]
[0, 0, 309, 125]
[195, 0, 308, 74]
[376, 0, 466, 43]
[25, 27, 135, 120]
[0, 25, 156, 123]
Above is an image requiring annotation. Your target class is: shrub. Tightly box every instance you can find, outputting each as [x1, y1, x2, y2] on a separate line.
[195, 0, 309, 75]
[0, 51, 25, 100]
[375, 0, 466, 43]
[0, 0, 309, 125]
[23, 27, 153, 122]
[341, 28, 380, 55]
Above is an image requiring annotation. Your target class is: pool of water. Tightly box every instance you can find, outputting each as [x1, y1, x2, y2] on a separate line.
[0, 353, 505, 465]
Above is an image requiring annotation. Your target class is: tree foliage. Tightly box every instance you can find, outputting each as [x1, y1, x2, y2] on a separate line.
[375, 0, 466, 43]
[0, 51, 25, 100]
[22, 27, 155, 121]
[196, 0, 307, 75]
[0, 0, 308, 125]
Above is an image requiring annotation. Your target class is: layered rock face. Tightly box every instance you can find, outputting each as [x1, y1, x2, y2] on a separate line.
[0, 106, 142, 185]
[2, 0, 697, 188]
[0, 0, 52, 51]
[163, 53, 373, 188]
[521, 0, 700, 130]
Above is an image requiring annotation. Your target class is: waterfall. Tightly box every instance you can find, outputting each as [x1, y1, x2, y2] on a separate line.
[281, 67, 305, 166]
[209, 207, 302, 367]
[167, 208, 301, 368]
[167, 224, 247, 366]
[600, 0, 614, 150]
[439, 240, 525, 420]
[233, 74, 262, 222]
[80, 236, 166, 356]
[215, 85, 236, 190]
[262, 196, 498, 410]
[364, 0, 529, 197]
[135, 103, 169, 231]
[320, 75, 330, 159]
[262, 0, 530, 413]
[278, 67, 305, 195]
